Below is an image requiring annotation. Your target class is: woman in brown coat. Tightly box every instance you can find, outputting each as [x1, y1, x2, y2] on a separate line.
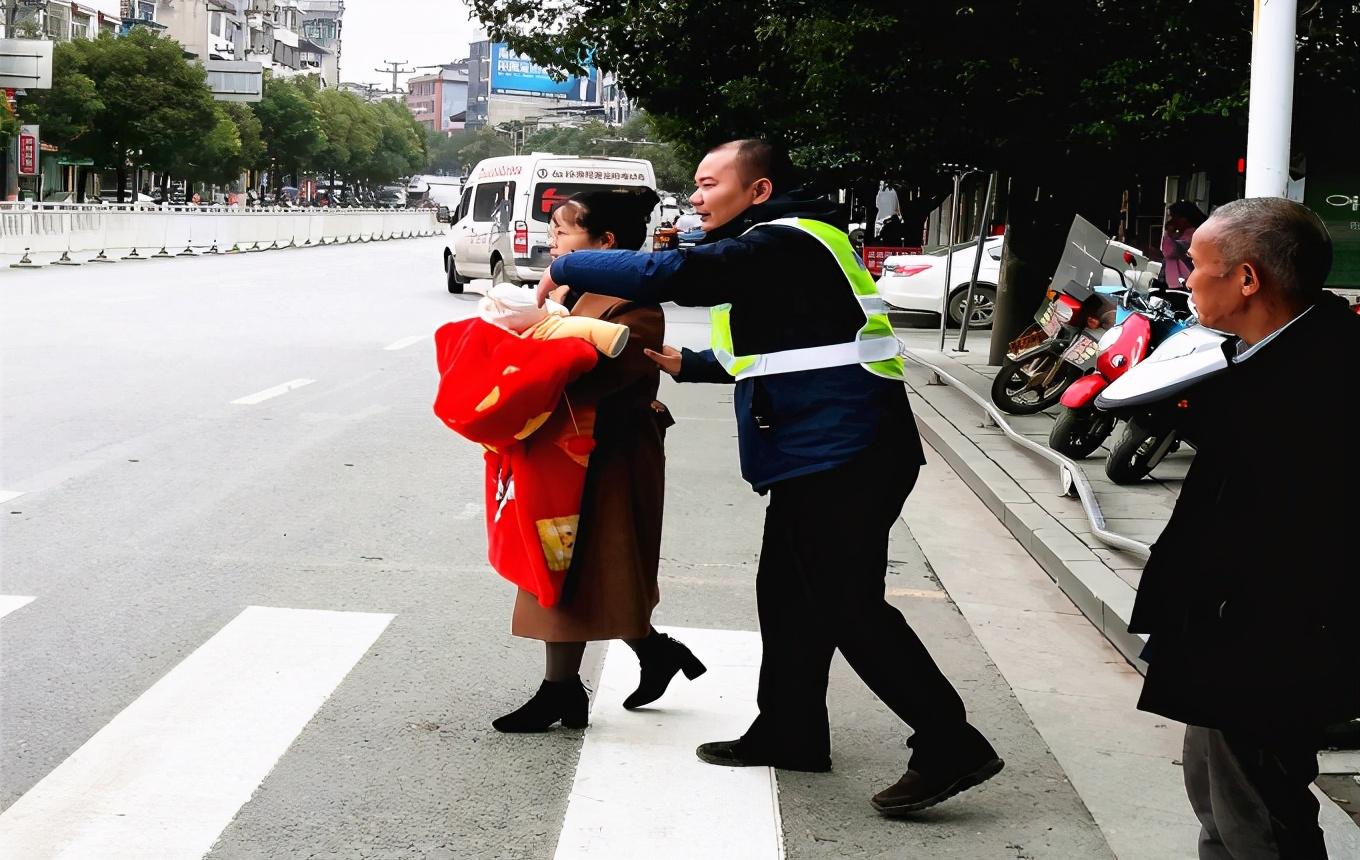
[493, 188, 706, 733]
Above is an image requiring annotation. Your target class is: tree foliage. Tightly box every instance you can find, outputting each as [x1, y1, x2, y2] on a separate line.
[253, 73, 326, 189]
[468, 0, 1359, 191]
[314, 88, 381, 180]
[21, 29, 219, 198]
[427, 127, 514, 174]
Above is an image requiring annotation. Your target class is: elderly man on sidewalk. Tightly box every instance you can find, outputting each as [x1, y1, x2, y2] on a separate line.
[1129, 197, 1360, 858]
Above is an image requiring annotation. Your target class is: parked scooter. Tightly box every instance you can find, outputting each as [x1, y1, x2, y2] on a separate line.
[1048, 289, 1194, 458]
[1093, 319, 1233, 483]
[991, 215, 1158, 415]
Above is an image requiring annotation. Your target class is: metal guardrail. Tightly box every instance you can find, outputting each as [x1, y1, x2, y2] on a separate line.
[1, 203, 441, 266]
[904, 348, 1153, 559]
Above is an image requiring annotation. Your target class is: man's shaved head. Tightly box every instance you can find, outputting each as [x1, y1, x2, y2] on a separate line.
[709, 139, 792, 190]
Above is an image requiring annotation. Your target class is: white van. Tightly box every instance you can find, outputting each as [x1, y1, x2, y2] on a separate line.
[443, 153, 657, 292]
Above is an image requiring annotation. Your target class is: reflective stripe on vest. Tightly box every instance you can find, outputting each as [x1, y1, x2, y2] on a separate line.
[709, 217, 906, 381]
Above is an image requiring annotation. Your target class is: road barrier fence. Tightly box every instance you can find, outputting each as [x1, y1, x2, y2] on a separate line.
[1, 203, 441, 268]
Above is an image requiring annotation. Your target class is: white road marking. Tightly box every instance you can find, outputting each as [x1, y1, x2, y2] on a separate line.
[230, 378, 316, 405]
[100, 295, 154, 304]
[0, 595, 36, 619]
[554, 626, 783, 860]
[0, 605, 394, 858]
[382, 335, 426, 351]
[0, 490, 24, 504]
[449, 502, 480, 520]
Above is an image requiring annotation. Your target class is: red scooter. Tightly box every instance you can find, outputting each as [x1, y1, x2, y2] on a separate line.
[1048, 291, 1190, 458]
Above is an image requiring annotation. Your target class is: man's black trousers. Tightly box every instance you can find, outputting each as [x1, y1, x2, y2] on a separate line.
[744, 448, 968, 762]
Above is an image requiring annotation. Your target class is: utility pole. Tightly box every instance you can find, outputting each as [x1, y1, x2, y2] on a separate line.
[373, 59, 414, 95]
[1245, 0, 1297, 198]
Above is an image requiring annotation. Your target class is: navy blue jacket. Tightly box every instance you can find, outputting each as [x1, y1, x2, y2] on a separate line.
[550, 193, 924, 491]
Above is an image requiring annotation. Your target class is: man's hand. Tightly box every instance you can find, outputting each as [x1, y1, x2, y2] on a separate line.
[644, 345, 683, 378]
[535, 270, 559, 308]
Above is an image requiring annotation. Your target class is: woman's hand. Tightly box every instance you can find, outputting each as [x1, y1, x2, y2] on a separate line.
[643, 345, 683, 377]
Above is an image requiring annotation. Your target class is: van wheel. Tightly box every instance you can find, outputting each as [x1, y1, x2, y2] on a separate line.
[491, 258, 510, 285]
[445, 252, 469, 293]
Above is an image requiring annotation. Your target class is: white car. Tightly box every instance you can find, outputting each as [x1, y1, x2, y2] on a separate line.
[876, 236, 1005, 329]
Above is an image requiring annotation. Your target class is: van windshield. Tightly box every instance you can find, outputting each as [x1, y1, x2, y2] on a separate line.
[532, 183, 643, 222]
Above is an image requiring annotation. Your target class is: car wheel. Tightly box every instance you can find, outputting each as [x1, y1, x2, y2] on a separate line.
[491, 258, 510, 285]
[947, 285, 998, 329]
[445, 251, 469, 293]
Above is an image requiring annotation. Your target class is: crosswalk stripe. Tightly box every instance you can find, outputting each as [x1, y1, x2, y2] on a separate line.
[0, 595, 36, 620]
[0, 605, 394, 858]
[554, 626, 784, 860]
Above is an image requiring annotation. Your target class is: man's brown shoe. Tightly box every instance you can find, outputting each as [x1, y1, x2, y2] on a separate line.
[870, 755, 1004, 816]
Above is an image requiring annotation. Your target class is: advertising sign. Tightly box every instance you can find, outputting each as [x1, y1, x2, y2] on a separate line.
[489, 43, 595, 100]
[18, 124, 39, 176]
[862, 246, 922, 278]
[0, 37, 54, 89]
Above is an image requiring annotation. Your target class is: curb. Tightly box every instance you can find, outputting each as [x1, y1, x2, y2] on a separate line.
[905, 381, 1149, 672]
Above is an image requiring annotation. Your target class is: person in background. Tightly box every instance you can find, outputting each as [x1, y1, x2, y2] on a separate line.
[1161, 200, 1207, 288]
[878, 214, 909, 246]
[1131, 197, 1359, 858]
[492, 187, 707, 733]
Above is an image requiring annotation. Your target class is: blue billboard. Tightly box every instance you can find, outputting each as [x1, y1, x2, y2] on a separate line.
[489, 43, 596, 100]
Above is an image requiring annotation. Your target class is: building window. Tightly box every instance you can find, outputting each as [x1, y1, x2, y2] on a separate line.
[45, 2, 70, 40]
[72, 13, 90, 39]
[302, 19, 335, 41]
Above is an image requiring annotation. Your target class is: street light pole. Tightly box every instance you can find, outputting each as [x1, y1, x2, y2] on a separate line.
[1245, 0, 1297, 198]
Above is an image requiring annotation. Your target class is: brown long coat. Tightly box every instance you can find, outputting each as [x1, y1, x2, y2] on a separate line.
[511, 294, 668, 642]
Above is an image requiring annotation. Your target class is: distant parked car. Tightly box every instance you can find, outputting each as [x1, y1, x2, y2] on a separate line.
[876, 236, 1005, 329]
[376, 185, 407, 208]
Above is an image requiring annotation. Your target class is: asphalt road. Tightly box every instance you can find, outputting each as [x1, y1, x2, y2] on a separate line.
[0, 238, 1118, 859]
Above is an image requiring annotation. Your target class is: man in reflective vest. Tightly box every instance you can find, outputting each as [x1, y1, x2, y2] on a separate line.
[535, 139, 1002, 815]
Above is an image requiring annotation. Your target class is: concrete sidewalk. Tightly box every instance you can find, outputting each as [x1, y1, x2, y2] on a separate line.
[899, 340, 1360, 840]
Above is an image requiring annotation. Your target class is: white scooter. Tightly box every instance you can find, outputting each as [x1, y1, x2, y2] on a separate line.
[1093, 314, 1233, 483]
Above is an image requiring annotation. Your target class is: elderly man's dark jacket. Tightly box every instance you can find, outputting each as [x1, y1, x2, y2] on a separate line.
[1131, 292, 1360, 739]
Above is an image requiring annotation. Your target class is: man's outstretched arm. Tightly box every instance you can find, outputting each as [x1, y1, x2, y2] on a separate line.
[536, 235, 773, 308]
[538, 249, 682, 306]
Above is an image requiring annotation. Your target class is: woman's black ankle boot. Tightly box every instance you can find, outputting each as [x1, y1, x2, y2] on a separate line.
[623, 632, 707, 710]
[492, 676, 589, 733]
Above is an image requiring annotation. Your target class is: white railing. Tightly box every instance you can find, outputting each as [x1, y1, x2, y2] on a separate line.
[0, 203, 442, 267]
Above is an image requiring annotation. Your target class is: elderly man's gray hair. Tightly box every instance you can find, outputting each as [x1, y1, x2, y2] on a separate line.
[1206, 198, 1333, 303]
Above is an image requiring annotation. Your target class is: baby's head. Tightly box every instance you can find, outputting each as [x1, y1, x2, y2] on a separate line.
[548, 187, 662, 258]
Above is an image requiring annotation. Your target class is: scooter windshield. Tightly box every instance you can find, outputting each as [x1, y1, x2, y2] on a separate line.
[1050, 215, 1114, 303]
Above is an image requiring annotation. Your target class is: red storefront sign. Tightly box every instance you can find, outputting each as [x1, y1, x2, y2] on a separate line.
[862, 245, 921, 278]
[18, 125, 40, 176]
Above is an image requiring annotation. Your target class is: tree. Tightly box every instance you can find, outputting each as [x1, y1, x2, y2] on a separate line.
[21, 30, 219, 201]
[424, 129, 463, 174]
[469, 0, 1360, 351]
[313, 88, 380, 183]
[446, 127, 514, 173]
[222, 102, 266, 174]
[168, 103, 244, 187]
[356, 99, 427, 186]
[252, 73, 325, 192]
